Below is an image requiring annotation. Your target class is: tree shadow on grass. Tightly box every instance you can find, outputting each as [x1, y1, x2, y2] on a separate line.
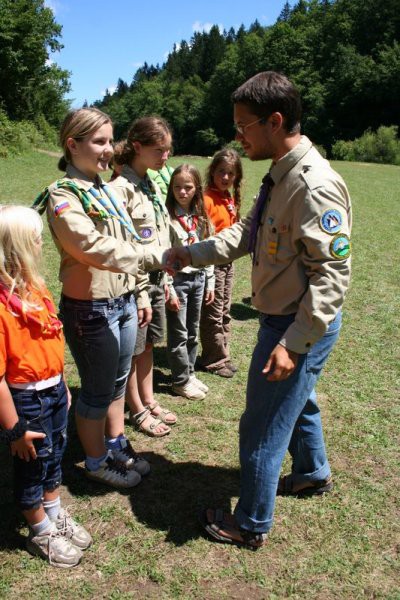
[230, 297, 258, 321]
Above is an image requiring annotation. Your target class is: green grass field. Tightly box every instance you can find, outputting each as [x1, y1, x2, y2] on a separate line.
[0, 151, 399, 599]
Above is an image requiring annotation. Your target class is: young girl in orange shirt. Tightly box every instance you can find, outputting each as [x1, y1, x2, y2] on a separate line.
[199, 148, 243, 378]
[0, 205, 91, 568]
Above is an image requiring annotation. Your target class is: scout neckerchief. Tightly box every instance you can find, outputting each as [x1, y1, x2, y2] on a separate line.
[211, 188, 237, 216]
[248, 173, 275, 263]
[89, 183, 141, 241]
[157, 165, 174, 188]
[175, 211, 199, 245]
[0, 283, 62, 335]
[139, 177, 167, 229]
[32, 178, 142, 242]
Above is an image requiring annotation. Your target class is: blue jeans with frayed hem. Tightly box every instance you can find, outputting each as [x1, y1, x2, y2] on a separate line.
[234, 311, 341, 533]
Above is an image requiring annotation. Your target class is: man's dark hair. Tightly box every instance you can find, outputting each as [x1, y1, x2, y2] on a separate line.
[232, 71, 302, 133]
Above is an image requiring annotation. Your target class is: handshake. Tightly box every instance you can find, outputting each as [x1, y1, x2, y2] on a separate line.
[161, 247, 192, 275]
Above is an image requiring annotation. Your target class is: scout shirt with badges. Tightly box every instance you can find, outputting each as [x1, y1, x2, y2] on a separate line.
[170, 136, 352, 355]
[169, 206, 215, 291]
[110, 164, 175, 292]
[41, 164, 150, 307]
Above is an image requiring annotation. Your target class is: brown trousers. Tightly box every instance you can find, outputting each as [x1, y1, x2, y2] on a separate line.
[199, 262, 234, 369]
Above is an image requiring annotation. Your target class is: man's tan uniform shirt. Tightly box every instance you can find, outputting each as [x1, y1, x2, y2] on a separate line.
[46, 164, 147, 303]
[157, 136, 352, 354]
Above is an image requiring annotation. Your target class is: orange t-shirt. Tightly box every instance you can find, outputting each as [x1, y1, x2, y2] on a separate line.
[203, 187, 238, 234]
[0, 288, 64, 384]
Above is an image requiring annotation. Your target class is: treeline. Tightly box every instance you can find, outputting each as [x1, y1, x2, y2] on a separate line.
[93, 0, 400, 158]
[0, 0, 69, 155]
[1, 0, 399, 162]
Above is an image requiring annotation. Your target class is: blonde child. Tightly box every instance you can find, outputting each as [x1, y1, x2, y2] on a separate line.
[0, 205, 91, 568]
[198, 148, 243, 378]
[165, 165, 214, 400]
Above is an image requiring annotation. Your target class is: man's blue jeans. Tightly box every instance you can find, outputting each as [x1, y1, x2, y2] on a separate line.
[234, 311, 342, 533]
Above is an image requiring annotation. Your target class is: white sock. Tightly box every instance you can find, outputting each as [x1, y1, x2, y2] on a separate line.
[43, 497, 61, 522]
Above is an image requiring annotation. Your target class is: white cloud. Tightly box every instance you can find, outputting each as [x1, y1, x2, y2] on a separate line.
[132, 61, 144, 68]
[45, 58, 54, 67]
[100, 85, 117, 97]
[44, 0, 59, 14]
[192, 21, 223, 34]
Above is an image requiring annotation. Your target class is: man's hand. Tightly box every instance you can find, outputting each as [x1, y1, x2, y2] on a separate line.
[164, 247, 191, 275]
[166, 296, 181, 312]
[138, 307, 153, 328]
[204, 289, 215, 305]
[262, 344, 298, 381]
[11, 430, 46, 461]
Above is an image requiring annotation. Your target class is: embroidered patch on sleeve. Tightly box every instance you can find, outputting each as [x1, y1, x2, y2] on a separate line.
[330, 234, 351, 259]
[54, 201, 71, 217]
[320, 209, 343, 234]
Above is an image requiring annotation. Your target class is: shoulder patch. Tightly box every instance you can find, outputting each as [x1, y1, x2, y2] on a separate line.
[330, 234, 351, 260]
[320, 209, 343, 234]
[54, 201, 71, 217]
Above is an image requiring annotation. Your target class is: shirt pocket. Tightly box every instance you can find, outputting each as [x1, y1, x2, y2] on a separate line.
[260, 221, 279, 264]
[132, 210, 156, 243]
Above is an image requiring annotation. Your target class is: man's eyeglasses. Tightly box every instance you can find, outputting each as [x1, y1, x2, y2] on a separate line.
[234, 117, 267, 136]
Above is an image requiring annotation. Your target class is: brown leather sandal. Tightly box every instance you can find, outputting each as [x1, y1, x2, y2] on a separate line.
[199, 508, 267, 551]
[277, 474, 333, 496]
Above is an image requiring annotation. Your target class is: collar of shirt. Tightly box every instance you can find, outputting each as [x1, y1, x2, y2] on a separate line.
[270, 135, 313, 186]
[121, 164, 143, 188]
[65, 164, 104, 191]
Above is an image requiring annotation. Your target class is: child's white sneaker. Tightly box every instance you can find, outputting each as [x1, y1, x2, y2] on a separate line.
[172, 379, 206, 400]
[189, 374, 209, 393]
[55, 508, 92, 550]
[85, 450, 141, 488]
[26, 521, 82, 568]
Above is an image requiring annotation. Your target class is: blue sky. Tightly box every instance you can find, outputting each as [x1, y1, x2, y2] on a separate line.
[45, 0, 288, 107]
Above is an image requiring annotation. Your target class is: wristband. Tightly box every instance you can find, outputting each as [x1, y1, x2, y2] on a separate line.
[0, 417, 28, 444]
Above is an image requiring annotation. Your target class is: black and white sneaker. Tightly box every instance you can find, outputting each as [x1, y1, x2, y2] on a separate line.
[112, 438, 150, 476]
[85, 450, 141, 488]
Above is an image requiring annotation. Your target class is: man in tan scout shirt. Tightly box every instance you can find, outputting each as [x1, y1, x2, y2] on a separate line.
[162, 71, 352, 549]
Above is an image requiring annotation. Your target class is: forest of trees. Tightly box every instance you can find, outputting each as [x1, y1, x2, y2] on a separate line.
[0, 0, 399, 158]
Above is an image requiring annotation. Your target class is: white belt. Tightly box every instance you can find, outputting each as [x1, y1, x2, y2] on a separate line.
[9, 374, 62, 391]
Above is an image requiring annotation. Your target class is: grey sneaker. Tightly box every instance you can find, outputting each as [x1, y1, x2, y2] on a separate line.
[26, 522, 83, 568]
[172, 379, 206, 400]
[85, 450, 141, 488]
[112, 438, 150, 476]
[56, 508, 92, 550]
[189, 374, 209, 393]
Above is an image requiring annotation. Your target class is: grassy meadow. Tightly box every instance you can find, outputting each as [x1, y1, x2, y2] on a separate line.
[0, 151, 399, 599]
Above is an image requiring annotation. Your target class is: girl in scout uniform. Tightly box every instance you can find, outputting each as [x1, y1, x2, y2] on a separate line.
[164, 164, 214, 400]
[32, 108, 150, 489]
[0, 205, 91, 567]
[110, 116, 178, 437]
[199, 148, 243, 378]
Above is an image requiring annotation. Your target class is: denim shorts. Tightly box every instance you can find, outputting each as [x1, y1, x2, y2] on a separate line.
[60, 292, 137, 419]
[134, 283, 165, 355]
[11, 380, 68, 511]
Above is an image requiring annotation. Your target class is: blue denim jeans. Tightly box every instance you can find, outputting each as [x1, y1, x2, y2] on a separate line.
[11, 380, 68, 510]
[60, 292, 137, 419]
[167, 270, 206, 385]
[234, 311, 342, 533]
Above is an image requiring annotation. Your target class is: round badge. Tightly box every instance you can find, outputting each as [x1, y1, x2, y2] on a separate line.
[330, 234, 351, 260]
[140, 227, 152, 239]
[320, 209, 343, 234]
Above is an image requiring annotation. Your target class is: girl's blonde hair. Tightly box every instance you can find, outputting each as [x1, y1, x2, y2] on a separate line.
[205, 147, 243, 217]
[0, 205, 44, 305]
[58, 107, 112, 171]
[166, 164, 212, 238]
[116, 116, 172, 166]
